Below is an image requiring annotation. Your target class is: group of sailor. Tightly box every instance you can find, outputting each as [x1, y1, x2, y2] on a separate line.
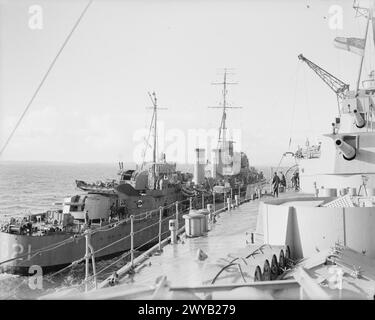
[271, 170, 299, 197]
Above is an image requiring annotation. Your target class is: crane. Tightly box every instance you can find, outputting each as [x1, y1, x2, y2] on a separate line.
[298, 54, 350, 100]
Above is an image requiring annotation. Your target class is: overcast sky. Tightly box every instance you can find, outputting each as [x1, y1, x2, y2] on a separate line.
[0, 0, 373, 166]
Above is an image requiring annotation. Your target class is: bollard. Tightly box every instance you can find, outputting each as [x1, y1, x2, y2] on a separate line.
[159, 207, 162, 251]
[206, 204, 212, 222]
[130, 215, 134, 267]
[169, 219, 177, 244]
[230, 188, 233, 200]
[202, 193, 205, 209]
[235, 194, 239, 207]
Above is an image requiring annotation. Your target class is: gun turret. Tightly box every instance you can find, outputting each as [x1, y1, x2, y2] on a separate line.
[352, 109, 366, 128]
[335, 138, 356, 160]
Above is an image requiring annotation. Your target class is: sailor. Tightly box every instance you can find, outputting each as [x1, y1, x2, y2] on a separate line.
[295, 170, 300, 190]
[291, 174, 296, 189]
[272, 172, 280, 198]
[279, 171, 286, 188]
[292, 170, 300, 191]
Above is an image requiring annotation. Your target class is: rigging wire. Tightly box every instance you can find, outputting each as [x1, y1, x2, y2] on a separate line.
[288, 62, 301, 151]
[302, 66, 314, 140]
[0, 0, 94, 158]
[356, 12, 370, 80]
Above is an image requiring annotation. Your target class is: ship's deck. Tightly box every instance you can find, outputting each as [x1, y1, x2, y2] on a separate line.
[43, 190, 375, 300]
[49, 195, 271, 299]
[119, 198, 261, 290]
[114, 191, 312, 293]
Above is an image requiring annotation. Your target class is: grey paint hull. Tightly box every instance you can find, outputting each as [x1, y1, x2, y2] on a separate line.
[0, 211, 177, 275]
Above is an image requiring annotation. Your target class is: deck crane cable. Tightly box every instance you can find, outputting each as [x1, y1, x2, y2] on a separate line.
[0, 0, 94, 158]
[302, 66, 314, 137]
[288, 62, 301, 151]
[334, 21, 343, 117]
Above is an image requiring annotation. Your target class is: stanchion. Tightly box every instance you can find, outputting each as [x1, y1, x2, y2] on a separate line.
[159, 207, 162, 251]
[175, 201, 179, 230]
[213, 192, 216, 211]
[130, 215, 134, 267]
[84, 228, 91, 292]
[90, 246, 97, 290]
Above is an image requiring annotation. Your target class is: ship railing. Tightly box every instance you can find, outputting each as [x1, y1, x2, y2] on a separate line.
[88, 187, 252, 291]
[46, 202, 193, 293]
[0, 186, 254, 296]
[0, 197, 189, 272]
[49, 189, 238, 292]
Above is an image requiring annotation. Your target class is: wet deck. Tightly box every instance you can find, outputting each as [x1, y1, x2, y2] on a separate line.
[43, 190, 375, 300]
[119, 198, 261, 290]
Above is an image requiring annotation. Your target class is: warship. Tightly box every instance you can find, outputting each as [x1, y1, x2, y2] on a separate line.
[0, 80, 259, 277]
[0, 0, 270, 299]
[41, 2, 375, 300]
[196, 70, 264, 194]
[0, 92, 190, 275]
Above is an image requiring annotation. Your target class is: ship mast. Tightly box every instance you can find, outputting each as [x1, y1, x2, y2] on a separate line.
[147, 92, 167, 188]
[209, 69, 241, 151]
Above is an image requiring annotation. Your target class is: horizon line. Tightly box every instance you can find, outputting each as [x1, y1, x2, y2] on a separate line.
[0, 159, 292, 168]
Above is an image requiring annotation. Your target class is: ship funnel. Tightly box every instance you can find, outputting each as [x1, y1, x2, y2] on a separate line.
[193, 148, 206, 185]
[335, 138, 356, 160]
[353, 109, 366, 128]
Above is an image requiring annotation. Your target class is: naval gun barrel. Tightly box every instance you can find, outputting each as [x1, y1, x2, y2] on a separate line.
[353, 109, 366, 128]
[335, 138, 356, 160]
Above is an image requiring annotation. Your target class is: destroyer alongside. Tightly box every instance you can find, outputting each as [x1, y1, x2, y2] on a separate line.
[0, 93, 188, 274]
[0, 83, 261, 275]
